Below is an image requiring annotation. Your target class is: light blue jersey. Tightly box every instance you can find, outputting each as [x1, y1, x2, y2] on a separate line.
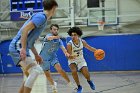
[40, 33, 64, 70]
[9, 12, 47, 66]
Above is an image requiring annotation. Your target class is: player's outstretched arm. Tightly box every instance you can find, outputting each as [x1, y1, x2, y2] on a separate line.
[82, 40, 97, 52]
[47, 36, 60, 40]
[61, 46, 70, 57]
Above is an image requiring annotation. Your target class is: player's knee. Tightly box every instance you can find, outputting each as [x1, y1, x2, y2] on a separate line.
[28, 65, 43, 75]
[24, 65, 43, 88]
[70, 64, 77, 72]
[70, 67, 77, 73]
[24, 71, 38, 88]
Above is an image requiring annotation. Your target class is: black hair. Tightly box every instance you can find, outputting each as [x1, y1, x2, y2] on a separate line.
[43, 0, 58, 10]
[50, 24, 59, 30]
[67, 27, 83, 36]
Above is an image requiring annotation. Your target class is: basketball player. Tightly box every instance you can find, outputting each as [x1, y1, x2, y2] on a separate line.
[9, 0, 58, 93]
[67, 27, 96, 93]
[40, 24, 74, 92]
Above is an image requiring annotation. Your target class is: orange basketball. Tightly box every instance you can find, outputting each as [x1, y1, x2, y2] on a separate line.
[94, 49, 105, 60]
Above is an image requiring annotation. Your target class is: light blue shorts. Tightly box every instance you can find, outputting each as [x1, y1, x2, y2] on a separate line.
[40, 57, 59, 71]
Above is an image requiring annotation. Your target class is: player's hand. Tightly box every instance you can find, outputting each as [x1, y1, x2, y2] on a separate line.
[20, 48, 26, 61]
[65, 52, 70, 58]
[56, 35, 61, 39]
[35, 55, 43, 64]
[68, 55, 77, 60]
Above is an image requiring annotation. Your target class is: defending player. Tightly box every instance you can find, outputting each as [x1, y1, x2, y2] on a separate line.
[40, 24, 74, 92]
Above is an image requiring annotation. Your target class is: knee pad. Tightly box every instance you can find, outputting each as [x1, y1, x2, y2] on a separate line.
[30, 65, 44, 74]
[24, 65, 44, 88]
[27, 65, 44, 74]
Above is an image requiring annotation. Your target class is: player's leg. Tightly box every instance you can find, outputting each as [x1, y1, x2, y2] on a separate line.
[69, 63, 82, 93]
[44, 70, 57, 92]
[18, 70, 30, 93]
[18, 70, 29, 93]
[51, 57, 72, 84]
[80, 66, 90, 80]
[69, 63, 80, 86]
[19, 57, 43, 93]
[9, 52, 34, 93]
[44, 70, 54, 85]
[41, 60, 57, 92]
[18, 83, 24, 93]
[80, 66, 95, 90]
[54, 63, 76, 90]
[54, 63, 70, 83]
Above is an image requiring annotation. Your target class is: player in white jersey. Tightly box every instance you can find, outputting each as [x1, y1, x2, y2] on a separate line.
[67, 27, 97, 93]
[9, 0, 58, 93]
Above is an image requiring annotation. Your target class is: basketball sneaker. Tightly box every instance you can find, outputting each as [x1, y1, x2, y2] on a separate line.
[77, 85, 83, 93]
[87, 80, 95, 90]
[51, 81, 57, 93]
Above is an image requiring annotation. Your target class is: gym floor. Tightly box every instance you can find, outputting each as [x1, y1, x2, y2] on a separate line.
[0, 71, 140, 93]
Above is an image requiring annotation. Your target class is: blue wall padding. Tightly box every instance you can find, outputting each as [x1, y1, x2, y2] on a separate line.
[1, 55, 22, 73]
[0, 40, 22, 74]
[0, 55, 2, 73]
[83, 34, 140, 71]
[0, 40, 12, 54]
[0, 34, 140, 73]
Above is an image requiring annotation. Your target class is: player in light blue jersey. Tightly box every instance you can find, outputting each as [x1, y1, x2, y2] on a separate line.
[40, 24, 74, 92]
[9, 0, 58, 93]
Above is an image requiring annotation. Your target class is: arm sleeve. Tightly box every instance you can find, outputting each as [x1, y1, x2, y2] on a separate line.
[31, 13, 46, 28]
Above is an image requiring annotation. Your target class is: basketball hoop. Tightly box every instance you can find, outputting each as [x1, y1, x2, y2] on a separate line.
[97, 21, 105, 31]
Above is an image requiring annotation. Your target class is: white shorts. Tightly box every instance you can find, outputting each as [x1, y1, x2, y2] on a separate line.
[68, 57, 87, 70]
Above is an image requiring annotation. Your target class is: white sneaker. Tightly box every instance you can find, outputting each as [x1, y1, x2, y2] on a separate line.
[51, 81, 57, 93]
[67, 82, 77, 90]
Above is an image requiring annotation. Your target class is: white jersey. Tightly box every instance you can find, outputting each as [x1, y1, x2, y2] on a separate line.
[69, 38, 84, 59]
[68, 38, 87, 70]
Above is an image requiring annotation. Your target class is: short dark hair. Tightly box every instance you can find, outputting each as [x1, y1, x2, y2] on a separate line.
[43, 0, 58, 10]
[67, 27, 83, 36]
[50, 24, 59, 30]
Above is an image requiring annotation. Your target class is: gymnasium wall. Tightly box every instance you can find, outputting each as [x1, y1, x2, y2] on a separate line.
[118, 0, 140, 23]
[0, 34, 140, 74]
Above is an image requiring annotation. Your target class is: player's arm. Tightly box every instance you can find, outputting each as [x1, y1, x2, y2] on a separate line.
[61, 46, 70, 57]
[20, 14, 46, 60]
[31, 45, 43, 64]
[67, 43, 76, 59]
[47, 35, 60, 40]
[82, 40, 97, 52]
[59, 39, 69, 57]
[20, 21, 35, 60]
